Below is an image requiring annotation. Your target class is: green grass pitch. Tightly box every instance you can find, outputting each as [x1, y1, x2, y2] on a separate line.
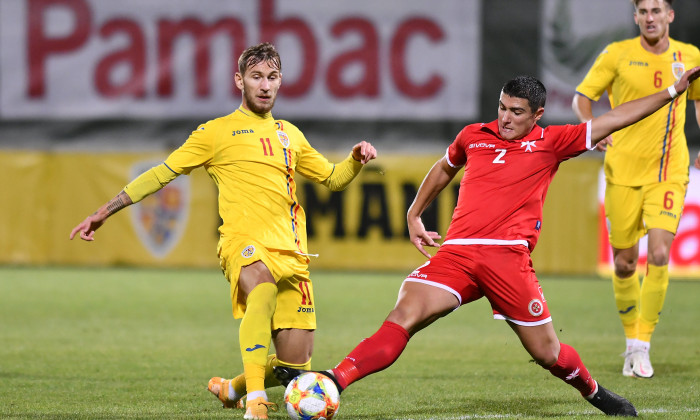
[1, 266, 699, 419]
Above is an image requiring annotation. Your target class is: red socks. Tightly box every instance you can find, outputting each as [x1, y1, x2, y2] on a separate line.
[330, 323, 595, 398]
[331, 321, 410, 390]
[547, 343, 596, 397]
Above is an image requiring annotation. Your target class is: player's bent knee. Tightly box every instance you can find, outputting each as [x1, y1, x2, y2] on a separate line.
[647, 249, 670, 266]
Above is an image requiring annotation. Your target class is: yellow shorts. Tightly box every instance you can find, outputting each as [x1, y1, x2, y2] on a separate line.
[218, 237, 316, 331]
[604, 181, 687, 249]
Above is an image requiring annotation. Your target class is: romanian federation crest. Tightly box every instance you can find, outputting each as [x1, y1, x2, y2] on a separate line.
[241, 245, 256, 258]
[277, 130, 290, 148]
[672, 62, 685, 81]
[130, 160, 190, 259]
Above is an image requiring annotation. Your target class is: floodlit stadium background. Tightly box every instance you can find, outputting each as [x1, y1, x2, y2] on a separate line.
[1, 0, 699, 276]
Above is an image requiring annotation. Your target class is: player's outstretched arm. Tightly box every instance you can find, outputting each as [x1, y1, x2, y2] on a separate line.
[572, 93, 611, 151]
[322, 141, 377, 191]
[590, 66, 700, 144]
[695, 150, 700, 170]
[407, 157, 460, 258]
[69, 191, 133, 241]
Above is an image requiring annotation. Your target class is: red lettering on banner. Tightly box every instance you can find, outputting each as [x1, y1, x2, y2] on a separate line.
[671, 204, 700, 265]
[326, 18, 379, 97]
[28, 0, 91, 97]
[23, 0, 448, 102]
[391, 17, 444, 99]
[157, 18, 246, 97]
[260, 0, 317, 98]
[95, 19, 146, 97]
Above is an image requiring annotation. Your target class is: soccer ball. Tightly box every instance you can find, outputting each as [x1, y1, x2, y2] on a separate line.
[283, 372, 340, 420]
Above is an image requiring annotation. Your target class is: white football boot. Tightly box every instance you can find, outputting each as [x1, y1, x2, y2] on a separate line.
[631, 349, 654, 378]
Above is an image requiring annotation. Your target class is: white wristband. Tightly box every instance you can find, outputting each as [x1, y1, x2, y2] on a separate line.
[668, 85, 679, 99]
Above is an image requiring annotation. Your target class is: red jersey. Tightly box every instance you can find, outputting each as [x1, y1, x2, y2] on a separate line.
[444, 120, 592, 252]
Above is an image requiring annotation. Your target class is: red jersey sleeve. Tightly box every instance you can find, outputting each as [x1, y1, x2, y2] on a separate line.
[546, 121, 592, 161]
[446, 126, 470, 167]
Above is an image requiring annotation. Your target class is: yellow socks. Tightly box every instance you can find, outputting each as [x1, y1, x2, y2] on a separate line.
[231, 355, 312, 397]
[239, 282, 277, 398]
[612, 272, 640, 340]
[639, 264, 669, 342]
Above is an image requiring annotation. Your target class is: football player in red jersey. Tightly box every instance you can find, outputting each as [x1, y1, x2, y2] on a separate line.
[275, 66, 700, 417]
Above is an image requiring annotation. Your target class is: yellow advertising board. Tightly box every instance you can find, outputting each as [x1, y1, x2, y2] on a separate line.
[0, 150, 605, 274]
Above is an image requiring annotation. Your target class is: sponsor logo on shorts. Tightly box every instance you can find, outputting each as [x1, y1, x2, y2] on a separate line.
[408, 261, 430, 279]
[241, 245, 255, 258]
[528, 299, 544, 316]
[408, 271, 428, 279]
[297, 306, 315, 313]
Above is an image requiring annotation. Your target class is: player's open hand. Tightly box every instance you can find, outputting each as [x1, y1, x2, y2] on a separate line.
[351, 141, 377, 164]
[69, 214, 106, 241]
[674, 66, 700, 95]
[695, 151, 700, 170]
[595, 135, 612, 152]
[408, 216, 441, 258]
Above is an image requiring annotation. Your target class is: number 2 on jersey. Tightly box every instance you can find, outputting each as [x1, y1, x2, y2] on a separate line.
[260, 138, 274, 156]
[493, 148, 506, 164]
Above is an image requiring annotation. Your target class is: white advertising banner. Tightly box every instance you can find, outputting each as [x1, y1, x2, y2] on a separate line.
[598, 168, 700, 278]
[540, 0, 636, 121]
[0, 0, 481, 120]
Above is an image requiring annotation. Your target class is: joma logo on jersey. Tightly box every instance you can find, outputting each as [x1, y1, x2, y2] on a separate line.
[660, 210, 677, 219]
[297, 306, 315, 313]
[232, 129, 254, 136]
[469, 143, 496, 149]
[628, 60, 648, 67]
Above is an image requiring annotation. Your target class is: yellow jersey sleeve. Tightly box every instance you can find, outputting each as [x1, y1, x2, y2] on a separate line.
[284, 122, 335, 183]
[123, 163, 179, 203]
[322, 153, 364, 191]
[163, 120, 217, 175]
[575, 42, 619, 102]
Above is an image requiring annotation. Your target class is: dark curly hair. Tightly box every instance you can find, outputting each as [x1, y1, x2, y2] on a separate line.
[501, 75, 547, 112]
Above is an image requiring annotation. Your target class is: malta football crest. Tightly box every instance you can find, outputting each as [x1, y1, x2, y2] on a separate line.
[528, 299, 544, 316]
[672, 62, 685, 81]
[130, 160, 190, 259]
[277, 130, 290, 148]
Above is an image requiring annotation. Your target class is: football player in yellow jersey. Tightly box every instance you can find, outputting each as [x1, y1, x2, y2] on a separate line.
[572, 0, 700, 379]
[70, 42, 377, 419]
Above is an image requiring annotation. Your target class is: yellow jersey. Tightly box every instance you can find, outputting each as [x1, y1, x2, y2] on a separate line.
[576, 36, 700, 186]
[163, 107, 335, 254]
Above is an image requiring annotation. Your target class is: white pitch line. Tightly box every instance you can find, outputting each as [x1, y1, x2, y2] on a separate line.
[393, 406, 700, 419]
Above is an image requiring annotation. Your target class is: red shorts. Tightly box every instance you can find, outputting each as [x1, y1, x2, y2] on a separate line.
[404, 244, 551, 326]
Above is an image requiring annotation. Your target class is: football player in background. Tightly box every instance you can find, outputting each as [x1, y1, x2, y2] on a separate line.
[275, 67, 700, 417]
[70, 42, 377, 419]
[572, 0, 700, 378]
